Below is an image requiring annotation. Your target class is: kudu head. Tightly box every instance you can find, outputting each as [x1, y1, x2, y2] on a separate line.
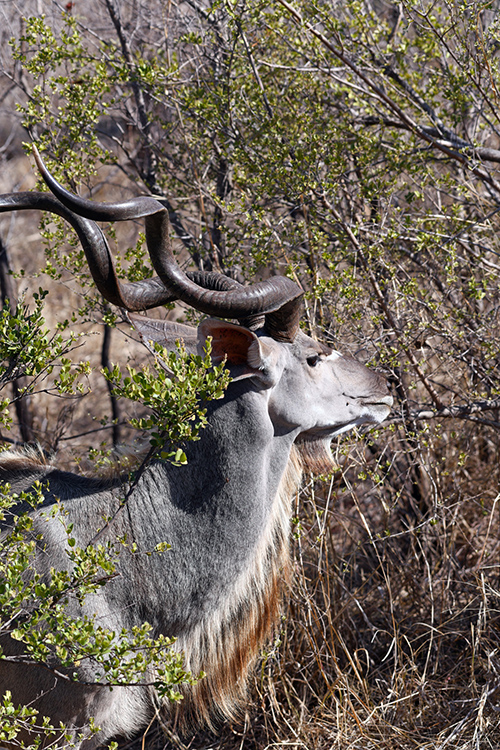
[0, 147, 392, 468]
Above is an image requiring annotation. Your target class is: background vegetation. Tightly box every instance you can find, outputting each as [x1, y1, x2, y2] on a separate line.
[0, 0, 500, 747]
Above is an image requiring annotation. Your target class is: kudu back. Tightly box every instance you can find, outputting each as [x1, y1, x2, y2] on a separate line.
[0, 149, 392, 748]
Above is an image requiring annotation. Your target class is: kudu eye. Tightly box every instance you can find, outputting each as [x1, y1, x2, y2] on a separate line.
[306, 354, 321, 367]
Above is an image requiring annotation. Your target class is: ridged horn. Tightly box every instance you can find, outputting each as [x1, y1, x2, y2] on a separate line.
[32, 147, 304, 340]
[0, 193, 246, 310]
[0, 191, 173, 311]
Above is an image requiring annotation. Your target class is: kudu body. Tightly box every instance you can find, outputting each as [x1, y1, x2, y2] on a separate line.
[0, 150, 392, 748]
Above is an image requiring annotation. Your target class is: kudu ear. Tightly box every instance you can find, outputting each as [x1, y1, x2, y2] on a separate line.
[198, 319, 279, 385]
[130, 314, 199, 354]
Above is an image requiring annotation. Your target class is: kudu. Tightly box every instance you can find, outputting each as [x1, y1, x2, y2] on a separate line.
[0, 148, 392, 748]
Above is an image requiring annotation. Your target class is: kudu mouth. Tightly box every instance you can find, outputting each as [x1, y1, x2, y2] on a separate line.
[298, 393, 393, 442]
[343, 393, 394, 407]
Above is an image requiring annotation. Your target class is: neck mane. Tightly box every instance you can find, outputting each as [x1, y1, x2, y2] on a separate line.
[174, 442, 305, 727]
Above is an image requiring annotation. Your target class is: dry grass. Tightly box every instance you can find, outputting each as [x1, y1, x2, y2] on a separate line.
[119, 422, 500, 750]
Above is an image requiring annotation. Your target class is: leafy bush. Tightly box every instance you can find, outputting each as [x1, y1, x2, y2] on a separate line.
[0, 0, 499, 747]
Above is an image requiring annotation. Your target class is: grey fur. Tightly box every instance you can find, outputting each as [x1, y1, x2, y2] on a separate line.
[0, 318, 392, 748]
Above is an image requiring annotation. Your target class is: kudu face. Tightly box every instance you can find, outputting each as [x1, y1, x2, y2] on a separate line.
[0, 148, 392, 747]
[267, 332, 391, 438]
[192, 317, 391, 462]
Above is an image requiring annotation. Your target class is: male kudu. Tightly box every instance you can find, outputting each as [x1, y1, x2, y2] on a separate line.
[0, 149, 392, 747]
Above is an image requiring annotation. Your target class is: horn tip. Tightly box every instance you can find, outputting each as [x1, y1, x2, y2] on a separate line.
[31, 143, 49, 181]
